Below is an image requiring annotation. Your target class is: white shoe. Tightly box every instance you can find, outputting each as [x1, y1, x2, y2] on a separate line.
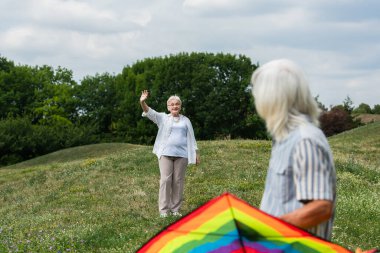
[160, 213, 168, 218]
[172, 212, 182, 217]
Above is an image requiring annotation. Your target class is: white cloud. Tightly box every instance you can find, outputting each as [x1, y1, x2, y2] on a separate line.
[2, 26, 35, 50]
[0, 0, 378, 106]
[182, 0, 259, 16]
[1, 25, 140, 58]
[29, 0, 149, 32]
[243, 6, 314, 32]
[183, 0, 237, 9]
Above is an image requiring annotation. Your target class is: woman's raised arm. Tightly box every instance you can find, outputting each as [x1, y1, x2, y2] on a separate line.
[140, 90, 149, 113]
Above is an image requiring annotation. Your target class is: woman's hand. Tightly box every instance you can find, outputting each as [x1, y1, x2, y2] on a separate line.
[140, 90, 149, 102]
[140, 90, 149, 113]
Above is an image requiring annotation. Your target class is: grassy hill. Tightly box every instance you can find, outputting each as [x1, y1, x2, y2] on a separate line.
[355, 113, 380, 124]
[1, 122, 379, 252]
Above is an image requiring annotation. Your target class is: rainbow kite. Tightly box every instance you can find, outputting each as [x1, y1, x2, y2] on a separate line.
[138, 192, 352, 253]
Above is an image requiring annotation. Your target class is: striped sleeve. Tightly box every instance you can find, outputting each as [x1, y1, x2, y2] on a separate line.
[293, 139, 334, 202]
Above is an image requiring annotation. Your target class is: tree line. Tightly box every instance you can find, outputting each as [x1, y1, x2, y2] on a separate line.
[0, 53, 378, 166]
[0, 52, 265, 165]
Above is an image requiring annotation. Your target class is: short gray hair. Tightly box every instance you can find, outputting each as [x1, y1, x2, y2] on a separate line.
[167, 95, 182, 105]
[251, 59, 320, 140]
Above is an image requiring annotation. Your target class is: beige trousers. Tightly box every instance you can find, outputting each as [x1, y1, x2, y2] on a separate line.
[158, 156, 188, 214]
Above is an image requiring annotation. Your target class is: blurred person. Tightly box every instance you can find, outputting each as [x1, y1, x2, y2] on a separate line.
[251, 59, 336, 240]
[140, 90, 200, 218]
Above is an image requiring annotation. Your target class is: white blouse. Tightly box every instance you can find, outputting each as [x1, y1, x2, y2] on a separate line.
[142, 107, 198, 165]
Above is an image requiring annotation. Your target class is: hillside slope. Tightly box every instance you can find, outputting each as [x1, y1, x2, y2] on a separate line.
[0, 123, 379, 252]
[329, 121, 380, 168]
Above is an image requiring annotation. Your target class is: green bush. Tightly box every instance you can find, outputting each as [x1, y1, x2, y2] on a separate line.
[0, 117, 98, 166]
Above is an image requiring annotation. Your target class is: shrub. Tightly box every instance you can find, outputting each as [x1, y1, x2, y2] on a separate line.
[0, 117, 98, 166]
[320, 106, 357, 136]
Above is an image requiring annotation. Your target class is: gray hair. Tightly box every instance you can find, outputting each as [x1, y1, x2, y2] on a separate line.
[251, 59, 320, 140]
[167, 95, 182, 105]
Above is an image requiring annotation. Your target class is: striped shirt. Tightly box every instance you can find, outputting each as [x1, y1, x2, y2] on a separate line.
[260, 123, 336, 240]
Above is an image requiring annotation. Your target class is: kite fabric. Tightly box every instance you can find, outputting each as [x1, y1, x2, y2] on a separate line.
[137, 192, 351, 253]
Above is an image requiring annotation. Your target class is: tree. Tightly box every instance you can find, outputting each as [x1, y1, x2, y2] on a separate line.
[0, 64, 38, 118]
[0, 56, 14, 72]
[315, 95, 327, 111]
[32, 66, 78, 125]
[372, 104, 380, 114]
[113, 52, 261, 142]
[76, 73, 117, 134]
[0, 60, 78, 125]
[353, 103, 372, 114]
[342, 96, 354, 113]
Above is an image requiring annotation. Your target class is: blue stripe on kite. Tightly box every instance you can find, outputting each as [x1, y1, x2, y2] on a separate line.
[208, 240, 243, 253]
[187, 230, 240, 253]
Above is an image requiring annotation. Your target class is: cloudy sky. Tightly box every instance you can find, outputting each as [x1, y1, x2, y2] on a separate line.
[1, 0, 379, 107]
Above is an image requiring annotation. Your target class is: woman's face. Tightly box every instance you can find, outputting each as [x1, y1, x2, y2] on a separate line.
[167, 99, 181, 116]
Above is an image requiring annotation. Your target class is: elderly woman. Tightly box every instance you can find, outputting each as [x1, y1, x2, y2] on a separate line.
[140, 90, 200, 218]
[251, 59, 337, 240]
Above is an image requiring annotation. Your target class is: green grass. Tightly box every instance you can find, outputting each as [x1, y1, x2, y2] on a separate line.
[1, 122, 379, 252]
[328, 122, 380, 250]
